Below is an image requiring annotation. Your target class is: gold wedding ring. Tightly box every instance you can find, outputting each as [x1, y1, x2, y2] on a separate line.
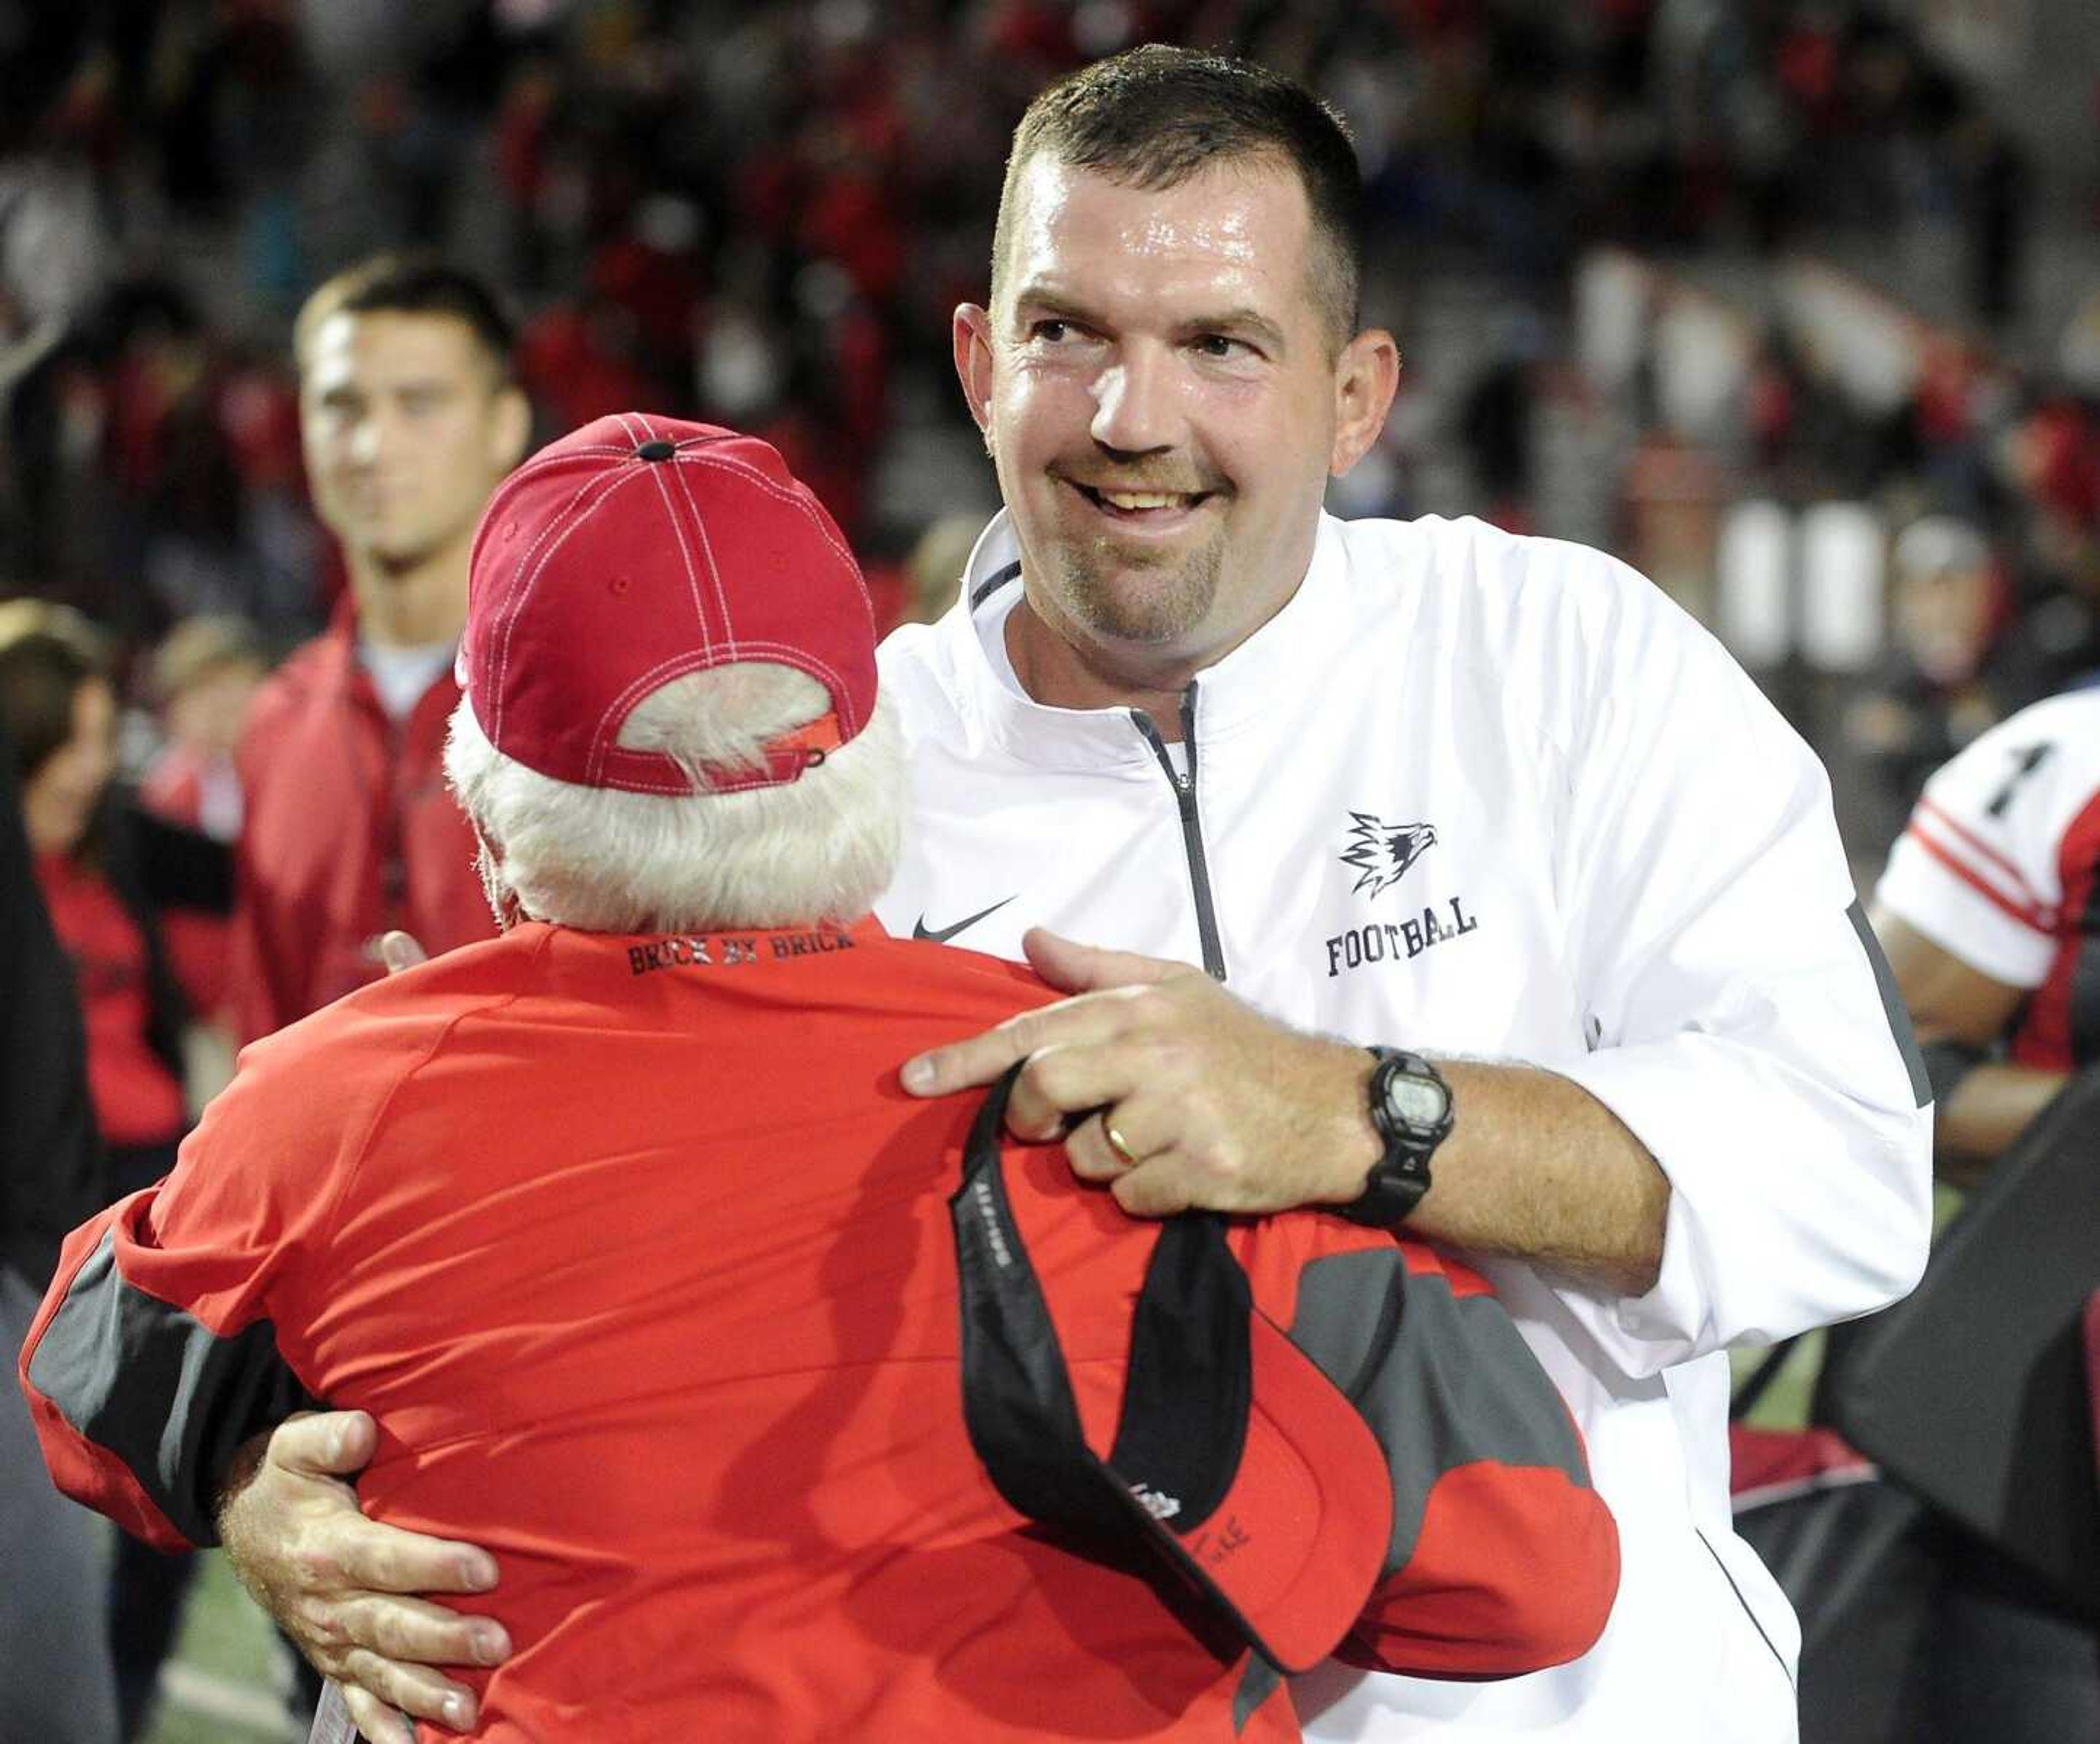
[1104, 1121, 1142, 1168]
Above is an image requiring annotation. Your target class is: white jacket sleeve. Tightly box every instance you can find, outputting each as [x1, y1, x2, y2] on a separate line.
[1539, 574, 1933, 1375]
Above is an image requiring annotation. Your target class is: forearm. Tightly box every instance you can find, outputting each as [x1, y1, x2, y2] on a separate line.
[898, 937, 1670, 1294]
[1404, 1061, 1668, 1296]
[1304, 1043, 1667, 1292]
[1934, 1062, 2068, 1185]
[215, 1429, 273, 1588]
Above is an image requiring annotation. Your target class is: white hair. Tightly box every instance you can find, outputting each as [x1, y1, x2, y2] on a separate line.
[444, 663, 905, 934]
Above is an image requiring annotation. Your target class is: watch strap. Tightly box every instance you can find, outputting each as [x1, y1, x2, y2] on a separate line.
[1337, 1046, 1450, 1227]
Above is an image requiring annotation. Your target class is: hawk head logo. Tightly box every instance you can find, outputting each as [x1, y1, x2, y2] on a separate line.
[1339, 812, 1438, 899]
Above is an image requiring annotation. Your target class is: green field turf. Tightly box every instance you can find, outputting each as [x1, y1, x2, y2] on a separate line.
[144, 1551, 292, 1744]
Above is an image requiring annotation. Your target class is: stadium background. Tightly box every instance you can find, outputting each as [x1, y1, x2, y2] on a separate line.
[1, 1, 2095, 1736]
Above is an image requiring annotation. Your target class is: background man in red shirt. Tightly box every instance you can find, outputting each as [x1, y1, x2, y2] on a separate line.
[232, 252, 531, 1041]
[23, 415, 1617, 1743]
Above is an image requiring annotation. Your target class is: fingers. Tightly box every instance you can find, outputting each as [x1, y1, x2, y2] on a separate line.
[376, 931, 429, 974]
[1019, 928, 1196, 994]
[336, 1650, 479, 1734]
[1111, 1163, 1195, 1219]
[223, 1416, 511, 1744]
[899, 938, 1207, 1099]
[1077, 1121, 1272, 1218]
[1065, 1106, 1164, 1182]
[1066, 1124, 1200, 1217]
[278, 1548, 505, 1737]
[268, 1409, 376, 1478]
[894, 962, 1209, 1101]
[333, 1591, 511, 1669]
[901, 988, 1140, 1099]
[328, 1515, 500, 1597]
[341, 1685, 418, 1744]
[1060, 1101, 1201, 1216]
[1101, 1117, 1144, 1171]
[296, 1593, 508, 1737]
[900, 1022, 1028, 1098]
[1000, 1038, 1159, 1141]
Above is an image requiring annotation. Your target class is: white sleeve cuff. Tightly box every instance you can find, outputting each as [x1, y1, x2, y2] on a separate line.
[1545, 1040, 1932, 1377]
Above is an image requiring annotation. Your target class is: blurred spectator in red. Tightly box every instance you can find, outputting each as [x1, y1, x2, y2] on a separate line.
[0, 598, 232, 1741]
[0, 604, 209, 1183]
[2018, 394, 2100, 539]
[142, 615, 269, 842]
[232, 252, 528, 1042]
[139, 615, 270, 1025]
[517, 293, 653, 431]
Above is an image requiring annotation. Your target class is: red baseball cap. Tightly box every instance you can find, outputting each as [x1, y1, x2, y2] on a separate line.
[953, 1067, 1395, 1675]
[459, 412, 878, 795]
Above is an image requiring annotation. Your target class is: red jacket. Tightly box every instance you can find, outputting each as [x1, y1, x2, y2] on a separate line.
[22, 921, 1617, 1741]
[139, 746, 236, 1019]
[231, 605, 492, 1040]
[33, 851, 186, 1147]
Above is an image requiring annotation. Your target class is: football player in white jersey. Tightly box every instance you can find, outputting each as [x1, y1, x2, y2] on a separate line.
[1875, 684, 2100, 1175]
[1868, 683, 2100, 1743]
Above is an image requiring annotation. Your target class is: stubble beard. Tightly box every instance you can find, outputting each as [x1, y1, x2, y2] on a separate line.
[352, 501, 476, 582]
[1049, 527, 1224, 648]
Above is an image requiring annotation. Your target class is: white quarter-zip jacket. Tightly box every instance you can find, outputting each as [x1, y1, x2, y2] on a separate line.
[875, 509, 1933, 1741]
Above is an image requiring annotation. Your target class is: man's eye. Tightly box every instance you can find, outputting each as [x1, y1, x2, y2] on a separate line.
[1193, 334, 1249, 359]
[1029, 319, 1071, 343]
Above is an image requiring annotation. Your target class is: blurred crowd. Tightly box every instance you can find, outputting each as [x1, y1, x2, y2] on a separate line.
[0, 0, 2095, 830]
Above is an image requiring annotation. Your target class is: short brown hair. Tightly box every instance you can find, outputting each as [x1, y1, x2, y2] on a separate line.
[150, 613, 268, 703]
[992, 46, 1364, 350]
[293, 251, 517, 381]
[0, 601, 111, 785]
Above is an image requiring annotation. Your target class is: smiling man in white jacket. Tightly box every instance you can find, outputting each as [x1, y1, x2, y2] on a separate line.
[212, 45, 1929, 1744]
[884, 45, 1933, 1743]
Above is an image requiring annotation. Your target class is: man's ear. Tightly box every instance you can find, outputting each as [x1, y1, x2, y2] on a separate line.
[491, 383, 533, 471]
[1329, 328, 1401, 477]
[953, 304, 996, 442]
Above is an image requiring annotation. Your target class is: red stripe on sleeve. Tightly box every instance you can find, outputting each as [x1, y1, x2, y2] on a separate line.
[1916, 798, 2043, 902]
[2009, 789, 2100, 1071]
[1903, 823, 2056, 933]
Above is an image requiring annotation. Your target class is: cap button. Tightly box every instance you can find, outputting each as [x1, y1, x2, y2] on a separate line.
[635, 439, 677, 462]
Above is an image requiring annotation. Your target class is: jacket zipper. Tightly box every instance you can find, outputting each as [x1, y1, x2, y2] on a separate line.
[1130, 682, 1227, 982]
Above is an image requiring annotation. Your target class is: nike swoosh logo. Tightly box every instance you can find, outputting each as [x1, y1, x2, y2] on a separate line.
[912, 896, 1018, 944]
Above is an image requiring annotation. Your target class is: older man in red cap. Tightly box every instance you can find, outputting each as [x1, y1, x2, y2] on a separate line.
[20, 415, 1616, 1743]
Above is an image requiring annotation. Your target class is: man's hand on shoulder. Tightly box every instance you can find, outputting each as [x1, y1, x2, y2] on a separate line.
[902, 928, 1669, 1291]
[902, 927, 1379, 1216]
[218, 1410, 511, 1744]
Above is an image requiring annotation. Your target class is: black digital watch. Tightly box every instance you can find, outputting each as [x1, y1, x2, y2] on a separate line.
[1337, 1046, 1455, 1227]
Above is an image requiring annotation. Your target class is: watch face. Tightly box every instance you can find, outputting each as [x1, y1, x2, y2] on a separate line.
[1389, 1075, 1449, 1129]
